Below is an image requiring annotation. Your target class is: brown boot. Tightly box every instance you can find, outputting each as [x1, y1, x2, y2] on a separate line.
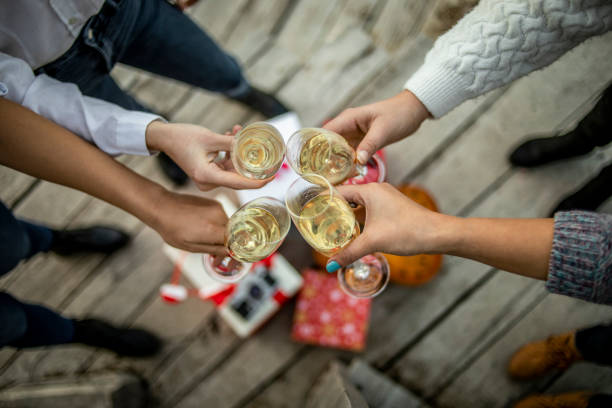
[514, 391, 592, 408]
[508, 332, 582, 380]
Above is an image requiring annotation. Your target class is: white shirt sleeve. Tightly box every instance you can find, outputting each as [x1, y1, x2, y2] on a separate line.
[0, 51, 162, 155]
[405, 0, 612, 118]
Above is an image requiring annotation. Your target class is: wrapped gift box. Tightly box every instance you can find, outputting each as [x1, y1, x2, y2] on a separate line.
[292, 270, 371, 351]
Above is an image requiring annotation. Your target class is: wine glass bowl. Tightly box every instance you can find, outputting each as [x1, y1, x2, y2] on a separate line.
[338, 253, 390, 298]
[203, 197, 291, 283]
[286, 128, 357, 185]
[232, 122, 285, 180]
[285, 174, 359, 257]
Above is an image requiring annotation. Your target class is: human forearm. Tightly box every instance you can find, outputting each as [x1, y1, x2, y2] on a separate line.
[437, 216, 554, 280]
[0, 98, 164, 227]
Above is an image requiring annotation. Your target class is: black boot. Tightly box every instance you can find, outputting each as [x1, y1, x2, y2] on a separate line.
[509, 130, 595, 167]
[550, 163, 612, 216]
[72, 318, 162, 357]
[51, 227, 130, 256]
[510, 85, 612, 168]
[156, 152, 188, 186]
[232, 87, 289, 118]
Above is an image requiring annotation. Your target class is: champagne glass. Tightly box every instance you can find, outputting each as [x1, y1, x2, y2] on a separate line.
[231, 122, 286, 180]
[285, 174, 389, 298]
[203, 197, 291, 282]
[286, 128, 366, 186]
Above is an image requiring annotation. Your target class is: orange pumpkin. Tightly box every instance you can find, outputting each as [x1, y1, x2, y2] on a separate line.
[311, 184, 442, 286]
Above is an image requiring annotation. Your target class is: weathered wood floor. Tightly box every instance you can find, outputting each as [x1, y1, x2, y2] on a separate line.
[1, 1, 612, 407]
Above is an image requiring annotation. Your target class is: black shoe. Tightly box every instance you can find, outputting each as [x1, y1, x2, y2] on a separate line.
[509, 131, 595, 168]
[550, 163, 612, 216]
[157, 152, 188, 186]
[72, 318, 162, 357]
[232, 87, 289, 118]
[51, 227, 130, 256]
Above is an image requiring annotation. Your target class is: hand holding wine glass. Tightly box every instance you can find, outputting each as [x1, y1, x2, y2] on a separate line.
[285, 174, 389, 298]
[145, 121, 272, 191]
[324, 183, 445, 270]
[322, 90, 431, 165]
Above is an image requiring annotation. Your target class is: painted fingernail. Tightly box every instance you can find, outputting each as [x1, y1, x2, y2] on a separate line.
[357, 150, 368, 165]
[326, 261, 340, 273]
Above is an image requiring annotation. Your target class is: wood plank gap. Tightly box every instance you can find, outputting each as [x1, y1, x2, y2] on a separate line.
[401, 88, 508, 184]
[363, 0, 390, 33]
[8, 179, 40, 211]
[456, 168, 515, 217]
[219, 1, 252, 44]
[379, 266, 498, 372]
[269, 0, 301, 37]
[163, 339, 246, 408]
[232, 345, 310, 408]
[146, 316, 216, 384]
[426, 288, 549, 401]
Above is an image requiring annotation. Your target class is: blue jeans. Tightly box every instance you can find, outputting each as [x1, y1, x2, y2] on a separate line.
[38, 0, 250, 112]
[0, 202, 74, 348]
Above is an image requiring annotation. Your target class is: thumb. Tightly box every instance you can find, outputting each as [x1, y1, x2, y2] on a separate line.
[356, 122, 386, 165]
[326, 233, 373, 273]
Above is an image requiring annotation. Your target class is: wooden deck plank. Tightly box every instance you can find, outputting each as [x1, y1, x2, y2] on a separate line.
[0, 167, 36, 208]
[325, 0, 380, 43]
[129, 77, 192, 118]
[247, 43, 302, 94]
[174, 306, 301, 408]
[436, 295, 612, 408]
[279, 27, 389, 126]
[547, 364, 612, 395]
[246, 349, 344, 408]
[370, 0, 431, 52]
[153, 316, 241, 407]
[187, 0, 249, 43]
[277, 0, 346, 57]
[225, 0, 292, 64]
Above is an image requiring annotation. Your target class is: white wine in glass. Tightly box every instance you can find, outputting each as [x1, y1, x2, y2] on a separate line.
[232, 122, 285, 180]
[203, 197, 290, 282]
[285, 174, 389, 298]
[286, 128, 357, 185]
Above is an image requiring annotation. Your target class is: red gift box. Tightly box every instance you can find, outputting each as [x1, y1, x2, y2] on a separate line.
[292, 270, 371, 351]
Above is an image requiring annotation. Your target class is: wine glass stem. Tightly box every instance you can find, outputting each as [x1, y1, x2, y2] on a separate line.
[354, 163, 367, 177]
[352, 261, 370, 280]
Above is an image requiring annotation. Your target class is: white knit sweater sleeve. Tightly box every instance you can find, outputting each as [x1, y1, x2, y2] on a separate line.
[405, 0, 612, 118]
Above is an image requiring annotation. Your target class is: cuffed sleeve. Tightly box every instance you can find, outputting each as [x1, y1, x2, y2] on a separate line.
[404, 0, 612, 118]
[546, 211, 612, 305]
[0, 51, 162, 156]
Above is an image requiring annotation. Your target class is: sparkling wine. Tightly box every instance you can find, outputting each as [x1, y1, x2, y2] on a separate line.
[296, 130, 355, 185]
[296, 193, 359, 257]
[233, 123, 285, 179]
[226, 207, 281, 262]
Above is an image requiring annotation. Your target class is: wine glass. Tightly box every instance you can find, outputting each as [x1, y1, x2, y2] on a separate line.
[203, 197, 291, 282]
[231, 122, 286, 180]
[286, 128, 373, 186]
[285, 174, 389, 298]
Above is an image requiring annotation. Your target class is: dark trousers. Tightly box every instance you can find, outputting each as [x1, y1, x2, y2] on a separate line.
[39, 0, 250, 112]
[575, 324, 612, 408]
[0, 203, 74, 348]
[573, 84, 612, 149]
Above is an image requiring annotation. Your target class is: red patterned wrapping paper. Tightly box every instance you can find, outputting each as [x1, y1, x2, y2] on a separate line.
[292, 270, 371, 351]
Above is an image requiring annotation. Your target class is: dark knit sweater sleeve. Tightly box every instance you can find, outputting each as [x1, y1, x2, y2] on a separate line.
[546, 211, 612, 305]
